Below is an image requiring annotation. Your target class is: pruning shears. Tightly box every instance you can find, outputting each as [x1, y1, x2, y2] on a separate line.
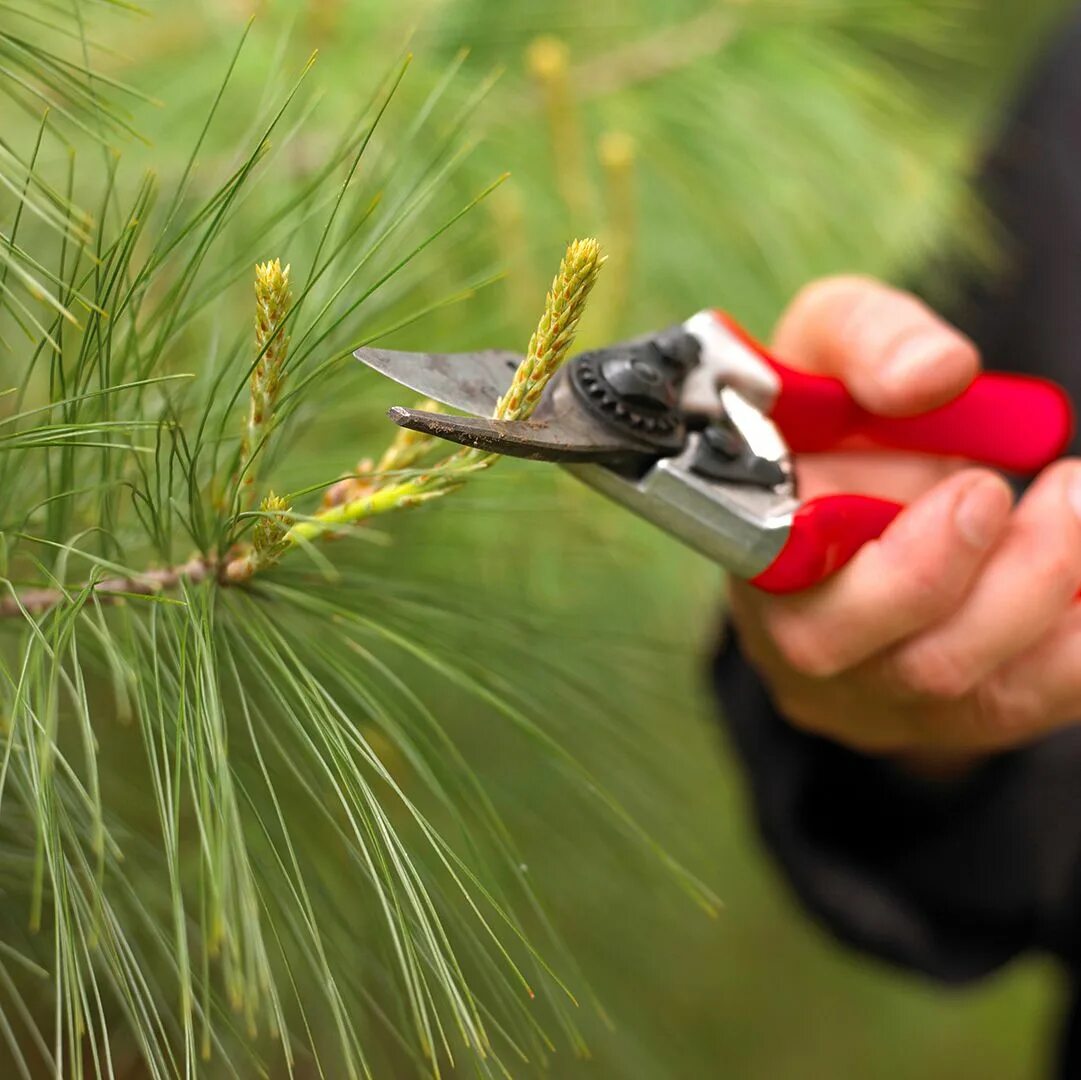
[354, 310, 1074, 593]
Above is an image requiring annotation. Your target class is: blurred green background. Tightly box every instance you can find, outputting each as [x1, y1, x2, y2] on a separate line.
[6, 0, 1077, 1075]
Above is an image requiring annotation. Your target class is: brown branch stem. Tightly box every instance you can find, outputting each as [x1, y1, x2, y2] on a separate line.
[1, 555, 218, 618]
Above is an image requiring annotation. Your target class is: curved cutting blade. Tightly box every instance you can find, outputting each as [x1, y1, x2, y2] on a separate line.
[388, 397, 661, 464]
[354, 346, 524, 416]
[387, 409, 598, 461]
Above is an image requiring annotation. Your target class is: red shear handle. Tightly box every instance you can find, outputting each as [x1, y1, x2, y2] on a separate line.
[769, 364, 1073, 473]
[751, 495, 902, 594]
[710, 311, 1074, 473]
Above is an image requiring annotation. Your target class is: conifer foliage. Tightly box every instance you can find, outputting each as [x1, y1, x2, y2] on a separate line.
[0, 0, 1066, 1076]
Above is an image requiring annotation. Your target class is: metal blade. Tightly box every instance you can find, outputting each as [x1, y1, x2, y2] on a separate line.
[354, 346, 524, 416]
[389, 388, 662, 464]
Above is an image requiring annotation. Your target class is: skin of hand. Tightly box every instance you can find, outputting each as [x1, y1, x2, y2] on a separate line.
[728, 276, 1081, 774]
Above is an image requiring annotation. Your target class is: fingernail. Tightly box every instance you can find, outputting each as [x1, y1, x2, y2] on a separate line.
[954, 478, 1008, 549]
[1069, 471, 1081, 521]
[880, 335, 947, 390]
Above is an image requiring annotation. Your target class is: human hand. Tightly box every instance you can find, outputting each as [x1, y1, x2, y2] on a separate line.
[729, 277, 1081, 771]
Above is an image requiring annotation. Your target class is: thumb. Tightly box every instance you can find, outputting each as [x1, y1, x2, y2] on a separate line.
[772, 276, 980, 418]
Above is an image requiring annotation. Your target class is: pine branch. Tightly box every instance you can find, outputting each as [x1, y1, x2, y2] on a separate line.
[0, 556, 213, 616]
[0, 239, 605, 609]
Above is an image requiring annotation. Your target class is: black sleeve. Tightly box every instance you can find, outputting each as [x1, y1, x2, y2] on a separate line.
[716, 12, 1081, 981]
[715, 634, 1081, 980]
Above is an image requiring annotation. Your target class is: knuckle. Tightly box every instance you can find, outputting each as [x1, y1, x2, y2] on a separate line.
[878, 315, 934, 356]
[876, 308, 975, 368]
[788, 275, 877, 320]
[780, 276, 883, 350]
[885, 646, 974, 703]
[836, 283, 897, 345]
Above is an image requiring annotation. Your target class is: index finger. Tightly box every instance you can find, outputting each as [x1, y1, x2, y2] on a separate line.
[773, 276, 980, 418]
